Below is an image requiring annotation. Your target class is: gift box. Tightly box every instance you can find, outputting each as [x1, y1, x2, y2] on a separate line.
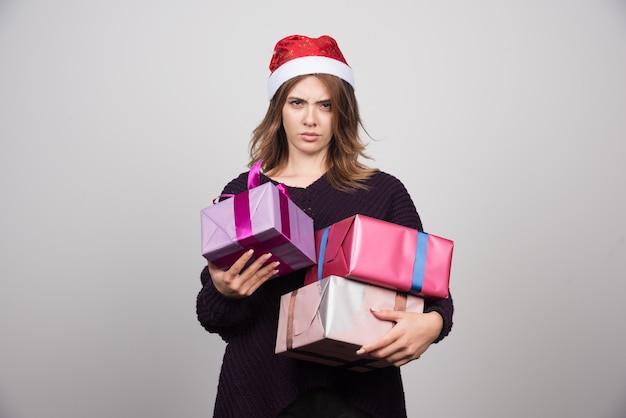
[304, 214, 453, 298]
[276, 275, 424, 372]
[201, 161, 316, 276]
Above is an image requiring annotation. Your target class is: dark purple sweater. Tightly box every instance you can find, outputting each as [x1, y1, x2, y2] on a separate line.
[197, 170, 454, 418]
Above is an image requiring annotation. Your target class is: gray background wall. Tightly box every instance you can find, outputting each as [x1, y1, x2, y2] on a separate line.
[1, 1, 625, 417]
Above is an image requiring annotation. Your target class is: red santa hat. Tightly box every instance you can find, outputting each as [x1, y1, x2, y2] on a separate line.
[267, 34, 355, 100]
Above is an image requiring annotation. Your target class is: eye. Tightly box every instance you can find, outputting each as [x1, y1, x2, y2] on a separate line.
[288, 99, 304, 107]
[320, 101, 332, 111]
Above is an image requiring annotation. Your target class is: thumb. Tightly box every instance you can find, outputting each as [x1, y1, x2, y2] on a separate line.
[370, 307, 403, 322]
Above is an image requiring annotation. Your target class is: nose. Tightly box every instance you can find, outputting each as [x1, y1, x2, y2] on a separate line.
[302, 106, 317, 127]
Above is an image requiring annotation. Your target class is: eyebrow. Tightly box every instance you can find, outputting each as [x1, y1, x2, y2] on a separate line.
[287, 96, 331, 105]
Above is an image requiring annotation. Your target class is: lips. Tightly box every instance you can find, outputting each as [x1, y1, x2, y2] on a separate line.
[301, 132, 319, 141]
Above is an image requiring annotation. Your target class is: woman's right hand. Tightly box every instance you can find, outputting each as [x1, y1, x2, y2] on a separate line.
[208, 249, 280, 298]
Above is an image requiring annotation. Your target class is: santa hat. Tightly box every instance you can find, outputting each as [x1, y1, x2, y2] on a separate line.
[267, 34, 355, 100]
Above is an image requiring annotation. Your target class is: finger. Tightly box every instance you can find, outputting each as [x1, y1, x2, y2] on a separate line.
[369, 308, 406, 323]
[242, 252, 275, 274]
[212, 250, 258, 297]
[377, 335, 429, 366]
[356, 332, 397, 357]
[219, 261, 278, 298]
[356, 312, 412, 357]
[364, 341, 416, 367]
[387, 349, 423, 367]
[245, 255, 280, 285]
[390, 355, 413, 368]
[231, 251, 277, 285]
[244, 260, 281, 293]
[228, 249, 256, 275]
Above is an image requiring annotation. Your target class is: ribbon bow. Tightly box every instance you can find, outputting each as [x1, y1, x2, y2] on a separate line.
[233, 160, 292, 248]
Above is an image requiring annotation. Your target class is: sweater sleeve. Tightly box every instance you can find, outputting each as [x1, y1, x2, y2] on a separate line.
[195, 172, 253, 341]
[196, 266, 253, 341]
[196, 267, 254, 341]
[423, 291, 454, 343]
[384, 173, 454, 344]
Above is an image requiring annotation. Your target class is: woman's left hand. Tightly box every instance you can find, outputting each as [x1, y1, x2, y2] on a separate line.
[356, 310, 443, 367]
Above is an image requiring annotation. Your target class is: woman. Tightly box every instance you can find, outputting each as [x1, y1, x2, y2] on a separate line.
[196, 34, 453, 418]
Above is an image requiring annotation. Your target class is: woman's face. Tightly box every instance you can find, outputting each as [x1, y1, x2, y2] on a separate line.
[281, 75, 334, 160]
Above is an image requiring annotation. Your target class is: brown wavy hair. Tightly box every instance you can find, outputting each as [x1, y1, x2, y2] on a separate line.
[249, 74, 377, 191]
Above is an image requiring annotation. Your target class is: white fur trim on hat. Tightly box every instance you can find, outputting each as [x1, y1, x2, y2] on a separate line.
[267, 56, 355, 100]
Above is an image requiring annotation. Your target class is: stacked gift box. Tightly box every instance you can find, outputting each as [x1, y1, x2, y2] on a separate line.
[275, 214, 454, 371]
[275, 274, 425, 372]
[200, 163, 453, 371]
[303, 214, 453, 298]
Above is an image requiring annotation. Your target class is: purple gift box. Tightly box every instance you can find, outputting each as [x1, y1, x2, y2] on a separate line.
[201, 162, 316, 276]
[276, 275, 424, 372]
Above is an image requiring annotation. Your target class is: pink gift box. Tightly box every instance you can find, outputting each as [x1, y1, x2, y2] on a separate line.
[201, 162, 316, 276]
[304, 214, 453, 298]
[275, 275, 424, 372]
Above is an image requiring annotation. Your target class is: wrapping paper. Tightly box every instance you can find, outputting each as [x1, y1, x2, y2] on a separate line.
[304, 214, 453, 298]
[201, 162, 316, 276]
[275, 275, 424, 372]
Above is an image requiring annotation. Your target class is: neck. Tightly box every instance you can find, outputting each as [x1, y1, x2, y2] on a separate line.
[266, 154, 327, 188]
[273, 153, 327, 176]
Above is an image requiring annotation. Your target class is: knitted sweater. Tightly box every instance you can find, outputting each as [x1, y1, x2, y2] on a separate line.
[196, 170, 454, 418]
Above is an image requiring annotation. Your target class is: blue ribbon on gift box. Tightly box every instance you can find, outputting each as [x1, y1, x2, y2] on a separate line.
[316, 225, 429, 294]
[317, 227, 330, 281]
[411, 231, 429, 293]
